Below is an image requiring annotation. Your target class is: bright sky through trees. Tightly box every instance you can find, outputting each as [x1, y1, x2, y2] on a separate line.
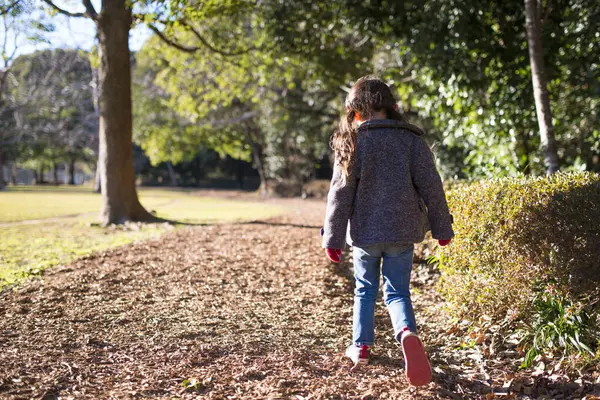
[0, 0, 149, 59]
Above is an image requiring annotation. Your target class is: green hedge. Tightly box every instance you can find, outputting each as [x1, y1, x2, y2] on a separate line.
[437, 172, 600, 364]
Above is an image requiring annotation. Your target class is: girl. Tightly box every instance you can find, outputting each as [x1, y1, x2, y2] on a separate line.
[321, 76, 454, 386]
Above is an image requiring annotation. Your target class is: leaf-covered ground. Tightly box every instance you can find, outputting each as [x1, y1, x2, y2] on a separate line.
[0, 199, 598, 399]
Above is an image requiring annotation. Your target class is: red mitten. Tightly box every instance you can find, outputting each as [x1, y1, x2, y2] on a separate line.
[438, 239, 452, 246]
[326, 248, 342, 263]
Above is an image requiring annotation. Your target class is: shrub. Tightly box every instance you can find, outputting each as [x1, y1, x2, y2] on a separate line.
[437, 172, 600, 362]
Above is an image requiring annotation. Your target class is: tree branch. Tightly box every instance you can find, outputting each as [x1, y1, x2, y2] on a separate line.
[148, 20, 258, 57]
[81, 0, 98, 20]
[41, 0, 89, 19]
[179, 20, 257, 57]
[0, 0, 20, 16]
[148, 23, 202, 53]
[541, 0, 551, 27]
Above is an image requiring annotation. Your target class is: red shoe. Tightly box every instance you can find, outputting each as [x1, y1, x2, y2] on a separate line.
[401, 329, 432, 386]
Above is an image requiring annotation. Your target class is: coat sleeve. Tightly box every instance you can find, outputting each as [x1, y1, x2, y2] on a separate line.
[322, 161, 359, 249]
[411, 137, 455, 240]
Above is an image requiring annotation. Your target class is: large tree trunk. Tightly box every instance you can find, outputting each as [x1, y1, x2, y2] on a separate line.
[38, 166, 44, 184]
[96, 0, 153, 225]
[0, 144, 5, 191]
[525, 0, 559, 174]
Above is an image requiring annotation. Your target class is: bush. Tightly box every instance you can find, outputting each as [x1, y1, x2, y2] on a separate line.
[437, 172, 600, 363]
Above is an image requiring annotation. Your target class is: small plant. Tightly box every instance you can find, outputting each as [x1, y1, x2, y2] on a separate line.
[181, 377, 206, 392]
[426, 254, 442, 265]
[518, 285, 598, 369]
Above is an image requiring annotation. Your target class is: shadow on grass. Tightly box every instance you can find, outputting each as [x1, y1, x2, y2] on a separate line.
[5, 185, 99, 193]
[246, 221, 322, 230]
[100, 216, 319, 229]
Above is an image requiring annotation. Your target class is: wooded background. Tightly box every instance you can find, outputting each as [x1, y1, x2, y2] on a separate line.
[0, 0, 598, 225]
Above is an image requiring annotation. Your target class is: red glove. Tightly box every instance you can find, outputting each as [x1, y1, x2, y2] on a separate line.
[438, 239, 452, 246]
[326, 248, 342, 263]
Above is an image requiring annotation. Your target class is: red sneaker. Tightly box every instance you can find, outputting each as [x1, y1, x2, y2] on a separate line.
[401, 330, 432, 386]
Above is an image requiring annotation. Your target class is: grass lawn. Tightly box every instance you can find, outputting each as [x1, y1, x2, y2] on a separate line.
[0, 187, 283, 288]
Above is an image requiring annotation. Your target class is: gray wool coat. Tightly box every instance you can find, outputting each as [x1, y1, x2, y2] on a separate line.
[322, 119, 454, 249]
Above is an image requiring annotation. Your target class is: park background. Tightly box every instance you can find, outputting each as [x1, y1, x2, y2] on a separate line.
[0, 0, 599, 398]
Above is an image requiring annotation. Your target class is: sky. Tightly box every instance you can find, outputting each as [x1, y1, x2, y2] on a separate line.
[1, 0, 151, 61]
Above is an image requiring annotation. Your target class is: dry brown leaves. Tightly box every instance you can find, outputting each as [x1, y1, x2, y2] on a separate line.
[0, 199, 598, 399]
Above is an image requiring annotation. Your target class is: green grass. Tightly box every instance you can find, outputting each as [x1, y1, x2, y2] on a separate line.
[0, 191, 101, 222]
[0, 187, 283, 288]
[0, 218, 168, 286]
[0, 186, 245, 223]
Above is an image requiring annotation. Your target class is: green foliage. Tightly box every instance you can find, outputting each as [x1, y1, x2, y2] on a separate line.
[439, 172, 600, 319]
[132, 34, 256, 167]
[345, 0, 599, 177]
[132, 8, 369, 184]
[437, 172, 600, 364]
[518, 287, 598, 368]
[130, 0, 599, 183]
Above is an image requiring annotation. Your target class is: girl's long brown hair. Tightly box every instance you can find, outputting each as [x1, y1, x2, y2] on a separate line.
[331, 76, 406, 181]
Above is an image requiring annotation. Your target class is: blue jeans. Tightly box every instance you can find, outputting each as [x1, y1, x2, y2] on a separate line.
[352, 243, 417, 346]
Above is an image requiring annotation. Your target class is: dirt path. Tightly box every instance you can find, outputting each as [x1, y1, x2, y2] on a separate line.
[0, 200, 596, 399]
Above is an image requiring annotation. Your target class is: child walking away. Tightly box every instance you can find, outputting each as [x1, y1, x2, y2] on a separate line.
[321, 76, 454, 386]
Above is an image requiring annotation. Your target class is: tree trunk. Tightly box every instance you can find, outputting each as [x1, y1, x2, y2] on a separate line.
[11, 162, 17, 185]
[0, 144, 5, 191]
[251, 142, 268, 195]
[96, 0, 153, 225]
[39, 166, 44, 184]
[525, 0, 559, 174]
[69, 159, 76, 185]
[194, 156, 202, 185]
[92, 65, 101, 193]
[166, 162, 178, 186]
[53, 163, 59, 185]
[94, 165, 101, 192]
[235, 160, 245, 190]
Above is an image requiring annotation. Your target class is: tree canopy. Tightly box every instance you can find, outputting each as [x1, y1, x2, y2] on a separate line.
[3, 0, 599, 193]
[129, 0, 599, 182]
[5, 49, 97, 180]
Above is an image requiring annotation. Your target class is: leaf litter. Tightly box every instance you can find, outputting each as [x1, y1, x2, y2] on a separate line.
[0, 198, 598, 399]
